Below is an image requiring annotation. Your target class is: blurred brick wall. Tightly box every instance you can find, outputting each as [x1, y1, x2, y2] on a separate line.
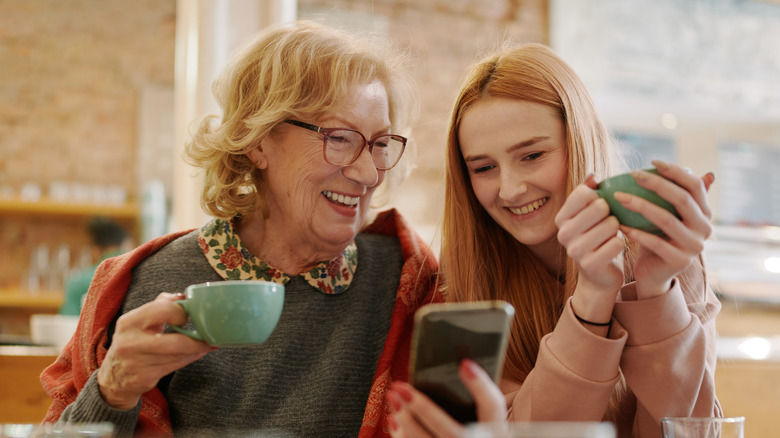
[0, 0, 176, 196]
[299, 0, 548, 245]
[0, 0, 175, 290]
[0, 0, 546, 290]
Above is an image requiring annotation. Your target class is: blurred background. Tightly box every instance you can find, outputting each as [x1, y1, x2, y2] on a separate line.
[0, 0, 778, 434]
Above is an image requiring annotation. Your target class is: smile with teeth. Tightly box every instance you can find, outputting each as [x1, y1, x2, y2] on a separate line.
[323, 190, 359, 207]
[508, 197, 548, 215]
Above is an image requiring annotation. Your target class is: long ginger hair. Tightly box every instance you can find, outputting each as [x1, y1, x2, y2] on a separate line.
[442, 42, 619, 383]
[441, 42, 719, 425]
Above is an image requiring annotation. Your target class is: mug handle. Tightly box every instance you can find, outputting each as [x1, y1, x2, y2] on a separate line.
[168, 300, 204, 341]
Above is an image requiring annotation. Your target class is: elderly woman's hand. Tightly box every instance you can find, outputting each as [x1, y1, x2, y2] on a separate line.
[388, 359, 507, 437]
[96, 292, 214, 410]
[613, 160, 715, 299]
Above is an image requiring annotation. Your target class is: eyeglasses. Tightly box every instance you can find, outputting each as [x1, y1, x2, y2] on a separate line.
[284, 119, 407, 170]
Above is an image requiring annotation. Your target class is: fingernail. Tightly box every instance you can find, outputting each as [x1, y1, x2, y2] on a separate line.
[706, 172, 715, 183]
[630, 170, 648, 183]
[651, 160, 669, 170]
[387, 413, 399, 431]
[460, 359, 478, 379]
[393, 382, 413, 402]
[387, 390, 402, 412]
[613, 191, 631, 203]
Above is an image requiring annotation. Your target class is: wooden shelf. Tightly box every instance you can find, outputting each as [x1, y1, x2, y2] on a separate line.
[0, 290, 63, 308]
[0, 197, 139, 219]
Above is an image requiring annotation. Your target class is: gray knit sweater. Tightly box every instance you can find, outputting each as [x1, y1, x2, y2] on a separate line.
[59, 230, 404, 438]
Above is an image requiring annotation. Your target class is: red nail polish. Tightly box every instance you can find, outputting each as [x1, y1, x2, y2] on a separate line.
[460, 359, 478, 379]
[387, 390, 402, 412]
[387, 413, 398, 431]
[393, 382, 413, 402]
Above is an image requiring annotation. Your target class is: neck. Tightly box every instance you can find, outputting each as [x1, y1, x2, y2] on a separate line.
[527, 235, 565, 278]
[235, 213, 343, 275]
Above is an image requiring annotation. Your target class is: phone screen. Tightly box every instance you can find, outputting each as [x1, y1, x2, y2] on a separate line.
[409, 301, 514, 423]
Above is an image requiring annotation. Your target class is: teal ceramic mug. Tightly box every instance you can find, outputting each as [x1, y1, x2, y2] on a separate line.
[595, 168, 680, 235]
[170, 280, 284, 347]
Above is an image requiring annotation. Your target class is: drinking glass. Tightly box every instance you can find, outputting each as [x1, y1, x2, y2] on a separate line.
[461, 421, 616, 438]
[1, 423, 114, 438]
[27, 244, 49, 293]
[661, 417, 744, 438]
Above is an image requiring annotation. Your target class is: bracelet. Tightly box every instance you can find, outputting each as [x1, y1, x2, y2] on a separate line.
[573, 312, 611, 327]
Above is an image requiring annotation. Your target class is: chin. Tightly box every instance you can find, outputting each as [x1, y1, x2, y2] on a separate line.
[322, 227, 360, 248]
[509, 228, 555, 248]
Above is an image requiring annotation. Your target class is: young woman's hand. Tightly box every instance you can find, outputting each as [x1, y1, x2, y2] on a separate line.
[613, 160, 714, 299]
[96, 292, 214, 410]
[387, 359, 506, 437]
[555, 174, 624, 327]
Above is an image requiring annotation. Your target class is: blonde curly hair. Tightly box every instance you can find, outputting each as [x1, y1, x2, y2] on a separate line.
[185, 21, 417, 219]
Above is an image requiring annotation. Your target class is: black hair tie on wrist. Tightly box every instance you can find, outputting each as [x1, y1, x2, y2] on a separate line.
[573, 312, 611, 327]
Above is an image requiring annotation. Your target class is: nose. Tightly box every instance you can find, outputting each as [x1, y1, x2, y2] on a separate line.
[498, 170, 528, 202]
[342, 146, 380, 187]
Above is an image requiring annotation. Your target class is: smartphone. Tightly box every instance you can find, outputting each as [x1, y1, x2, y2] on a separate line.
[409, 300, 514, 424]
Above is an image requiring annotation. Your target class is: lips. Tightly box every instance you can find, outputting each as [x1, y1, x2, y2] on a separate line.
[508, 197, 548, 215]
[322, 190, 359, 208]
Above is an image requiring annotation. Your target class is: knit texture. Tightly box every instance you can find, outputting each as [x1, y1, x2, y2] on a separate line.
[41, 209, 441, 438]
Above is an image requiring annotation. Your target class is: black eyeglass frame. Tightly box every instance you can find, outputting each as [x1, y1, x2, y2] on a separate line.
[284, 119, 407, 170]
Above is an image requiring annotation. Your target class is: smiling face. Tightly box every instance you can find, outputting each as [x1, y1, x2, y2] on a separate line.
[252, 81, 391, 257]
[458, 97, 568, 261]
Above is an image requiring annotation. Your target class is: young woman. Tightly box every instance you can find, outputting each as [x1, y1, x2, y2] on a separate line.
[387, 43, 721, 438]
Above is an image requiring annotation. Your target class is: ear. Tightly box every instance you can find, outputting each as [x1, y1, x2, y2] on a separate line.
[247, 144, 268, 169]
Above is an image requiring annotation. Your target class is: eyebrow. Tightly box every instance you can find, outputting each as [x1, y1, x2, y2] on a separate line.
[322, 117, 391, 136]
[463, 136, 550, 162]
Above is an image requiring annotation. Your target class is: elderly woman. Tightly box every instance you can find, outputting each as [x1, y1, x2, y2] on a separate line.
[41, 21, 439, 438]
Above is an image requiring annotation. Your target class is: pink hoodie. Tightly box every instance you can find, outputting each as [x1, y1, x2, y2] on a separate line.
[502, 256, 722, 437]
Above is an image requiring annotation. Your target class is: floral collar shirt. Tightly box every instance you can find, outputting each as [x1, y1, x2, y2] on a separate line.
[197, 218, 357, 295]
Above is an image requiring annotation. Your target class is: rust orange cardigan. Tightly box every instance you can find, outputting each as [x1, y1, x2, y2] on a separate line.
[41, 209, 441, 437]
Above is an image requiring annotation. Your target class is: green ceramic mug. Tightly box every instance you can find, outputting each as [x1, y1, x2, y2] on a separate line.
[595, 168, 680, 235]
[170, 280, 284, 347]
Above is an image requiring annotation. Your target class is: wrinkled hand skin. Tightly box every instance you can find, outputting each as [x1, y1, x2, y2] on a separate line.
[98, 353, 144, 410]
[96, 293, 214, 410]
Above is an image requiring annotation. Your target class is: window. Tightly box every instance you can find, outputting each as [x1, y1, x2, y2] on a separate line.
[718, 142, 780, 227]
